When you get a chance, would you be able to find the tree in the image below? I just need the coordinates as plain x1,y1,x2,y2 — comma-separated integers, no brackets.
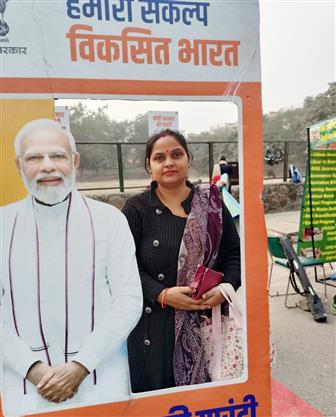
67,83,335,181
303,82,336,125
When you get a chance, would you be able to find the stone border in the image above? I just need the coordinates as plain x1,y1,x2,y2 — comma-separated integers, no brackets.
84,182,304,214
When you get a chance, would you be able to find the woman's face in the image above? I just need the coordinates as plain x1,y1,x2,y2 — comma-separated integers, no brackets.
149,135,189,187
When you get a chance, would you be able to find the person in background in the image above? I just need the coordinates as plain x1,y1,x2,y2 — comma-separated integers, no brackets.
212,155,233,193
1,119,143,416
122,129,240,393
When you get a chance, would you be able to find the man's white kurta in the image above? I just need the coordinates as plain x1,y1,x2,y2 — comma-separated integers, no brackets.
1,192,143,416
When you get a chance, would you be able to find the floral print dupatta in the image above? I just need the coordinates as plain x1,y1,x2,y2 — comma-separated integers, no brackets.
174,184,222,386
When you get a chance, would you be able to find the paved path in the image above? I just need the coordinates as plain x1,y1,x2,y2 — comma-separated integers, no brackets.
265,211,336,417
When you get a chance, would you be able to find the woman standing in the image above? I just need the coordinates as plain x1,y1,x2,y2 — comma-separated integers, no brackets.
122,130,240,393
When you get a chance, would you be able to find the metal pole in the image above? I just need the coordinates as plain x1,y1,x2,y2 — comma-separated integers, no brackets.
306,127,319,282
306,127,315,257
117,143,124,192
208,142,214,182
283,142,289,182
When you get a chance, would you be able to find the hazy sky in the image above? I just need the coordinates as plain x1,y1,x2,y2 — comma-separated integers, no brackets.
59,0,335,134
260,0,334,112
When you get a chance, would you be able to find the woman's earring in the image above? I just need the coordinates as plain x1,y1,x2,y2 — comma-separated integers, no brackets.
146,159,151,174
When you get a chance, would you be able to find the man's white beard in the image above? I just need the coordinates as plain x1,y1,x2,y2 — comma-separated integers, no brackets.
22,170,76,205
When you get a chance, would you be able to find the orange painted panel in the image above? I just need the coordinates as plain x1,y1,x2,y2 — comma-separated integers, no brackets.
0,100,54,206
0,82,271,417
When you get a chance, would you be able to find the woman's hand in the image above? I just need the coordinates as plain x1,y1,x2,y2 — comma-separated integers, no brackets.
201,286,225,307
158,286,211,311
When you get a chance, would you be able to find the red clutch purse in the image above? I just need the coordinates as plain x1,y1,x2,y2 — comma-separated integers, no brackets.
190,265,223,300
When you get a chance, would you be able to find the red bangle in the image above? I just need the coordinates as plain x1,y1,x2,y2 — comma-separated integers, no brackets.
161,288,169,309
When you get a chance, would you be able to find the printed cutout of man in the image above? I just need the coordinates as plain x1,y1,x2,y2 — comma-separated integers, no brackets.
1,119,143,416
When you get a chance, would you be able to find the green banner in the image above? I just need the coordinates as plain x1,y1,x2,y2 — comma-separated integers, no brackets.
309,117,336,150
298,118,336,262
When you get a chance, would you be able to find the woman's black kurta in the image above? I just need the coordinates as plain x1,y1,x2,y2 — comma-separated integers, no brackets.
122,182,241,393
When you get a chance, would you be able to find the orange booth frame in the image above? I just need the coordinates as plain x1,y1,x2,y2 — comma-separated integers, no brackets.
0,78,271,417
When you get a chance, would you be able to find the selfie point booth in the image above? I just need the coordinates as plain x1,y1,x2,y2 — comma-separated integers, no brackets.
1,1,272,416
